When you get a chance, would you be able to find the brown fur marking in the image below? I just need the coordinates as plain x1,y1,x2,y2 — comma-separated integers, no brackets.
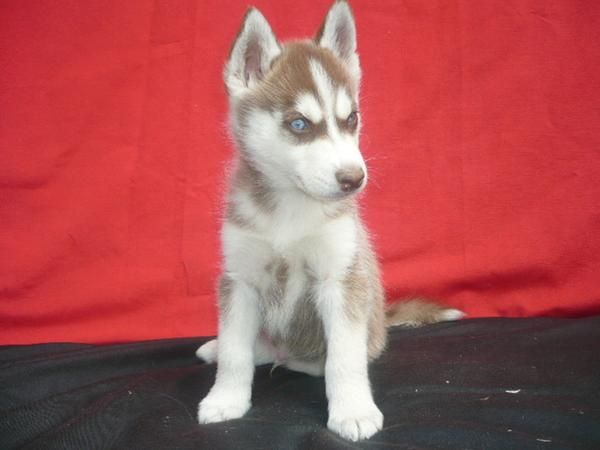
234,159,277,213
336,110,359,134
218,275,234,315
263,258,289,309
386,299,459,327
341,222,387,360
284,288,327,362
236,41,357,146
283,111,328,144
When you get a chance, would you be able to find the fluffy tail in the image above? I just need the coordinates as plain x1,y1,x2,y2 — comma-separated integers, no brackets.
385,298,465,328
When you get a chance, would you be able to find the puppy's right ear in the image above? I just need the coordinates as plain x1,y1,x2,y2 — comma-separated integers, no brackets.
225,8,281,97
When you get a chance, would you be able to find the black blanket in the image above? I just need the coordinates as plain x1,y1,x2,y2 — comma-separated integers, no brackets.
2,317,599,449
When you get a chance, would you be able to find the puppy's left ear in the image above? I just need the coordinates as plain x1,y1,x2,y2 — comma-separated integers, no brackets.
316,0,361,80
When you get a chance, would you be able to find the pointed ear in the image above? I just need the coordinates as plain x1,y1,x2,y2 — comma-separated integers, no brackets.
225,8,281,97
316,1,361,80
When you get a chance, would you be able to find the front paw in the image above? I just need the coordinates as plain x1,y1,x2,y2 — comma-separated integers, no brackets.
198,390,251,424
327,401,383,441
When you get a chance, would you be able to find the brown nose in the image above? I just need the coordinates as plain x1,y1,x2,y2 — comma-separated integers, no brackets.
335,167,365,193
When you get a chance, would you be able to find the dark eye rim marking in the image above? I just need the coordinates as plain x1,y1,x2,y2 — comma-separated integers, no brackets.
337,110,360,133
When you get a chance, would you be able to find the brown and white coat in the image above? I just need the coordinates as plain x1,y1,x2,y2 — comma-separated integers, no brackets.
196,1,463,442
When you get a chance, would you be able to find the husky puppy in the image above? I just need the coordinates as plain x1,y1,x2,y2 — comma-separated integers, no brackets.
196,1,463,441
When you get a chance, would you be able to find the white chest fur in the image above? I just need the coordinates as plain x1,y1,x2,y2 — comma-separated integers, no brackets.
221,194,359,337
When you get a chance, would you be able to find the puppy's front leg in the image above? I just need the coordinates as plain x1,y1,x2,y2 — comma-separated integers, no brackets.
319,281,383,441
198,279,259,423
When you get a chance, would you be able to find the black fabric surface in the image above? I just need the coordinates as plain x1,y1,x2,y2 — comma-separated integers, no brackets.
1,317,599,450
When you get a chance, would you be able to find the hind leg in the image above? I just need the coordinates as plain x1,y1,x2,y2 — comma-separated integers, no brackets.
196,335,276,365
196,339,218,363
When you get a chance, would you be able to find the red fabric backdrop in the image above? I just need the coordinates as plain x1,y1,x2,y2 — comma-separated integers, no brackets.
1,0,600,345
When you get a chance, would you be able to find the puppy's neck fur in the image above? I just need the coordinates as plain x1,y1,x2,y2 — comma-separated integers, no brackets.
227,156,357,240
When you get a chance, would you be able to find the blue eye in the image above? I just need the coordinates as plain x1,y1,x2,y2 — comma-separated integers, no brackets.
290,118,309,132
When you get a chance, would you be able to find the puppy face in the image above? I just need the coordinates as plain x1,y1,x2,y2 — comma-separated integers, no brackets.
225,2,367,201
